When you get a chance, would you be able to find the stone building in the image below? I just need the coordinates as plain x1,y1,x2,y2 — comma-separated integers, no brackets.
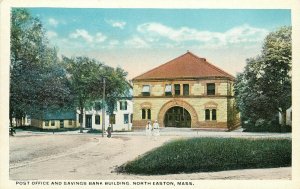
132,51,238,130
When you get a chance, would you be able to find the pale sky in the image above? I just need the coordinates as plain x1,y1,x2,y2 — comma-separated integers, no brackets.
28,8,291,80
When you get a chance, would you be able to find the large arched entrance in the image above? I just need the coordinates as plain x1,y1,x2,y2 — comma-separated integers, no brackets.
158,99,198,128
164,106,191,128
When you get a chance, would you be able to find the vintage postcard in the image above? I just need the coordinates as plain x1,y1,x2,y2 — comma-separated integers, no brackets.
0,0,299,189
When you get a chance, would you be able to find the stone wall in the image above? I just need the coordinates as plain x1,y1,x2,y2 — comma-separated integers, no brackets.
133,97,229,129
133,79,234,97
132,78,234,130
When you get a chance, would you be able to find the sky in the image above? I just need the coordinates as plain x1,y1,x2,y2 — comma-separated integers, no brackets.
27,8,291,80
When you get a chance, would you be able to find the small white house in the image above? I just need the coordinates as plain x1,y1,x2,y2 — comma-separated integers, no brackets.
79,98,133,131
11,115,31,127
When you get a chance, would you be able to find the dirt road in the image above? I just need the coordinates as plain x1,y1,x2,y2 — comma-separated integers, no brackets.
9,133,291,180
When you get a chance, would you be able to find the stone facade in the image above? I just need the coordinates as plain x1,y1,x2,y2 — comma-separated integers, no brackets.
132,52,238,130
132,79,235,130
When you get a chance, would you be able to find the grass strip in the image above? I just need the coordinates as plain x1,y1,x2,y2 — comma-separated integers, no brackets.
119,137,291,175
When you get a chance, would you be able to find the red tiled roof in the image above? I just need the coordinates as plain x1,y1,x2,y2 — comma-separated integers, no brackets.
133,51,235,80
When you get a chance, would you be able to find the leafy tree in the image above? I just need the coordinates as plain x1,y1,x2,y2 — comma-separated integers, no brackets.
10,8,71,126
104,67,131,115
235,26,291,131
63,56,130,132
260,26,292,128
62,56,103,132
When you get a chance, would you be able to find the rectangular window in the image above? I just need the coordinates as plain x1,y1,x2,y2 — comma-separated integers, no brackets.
207,83,215,95
124,114,129,124
212,109,217,120
174,84,180,96
147,109,151,120
205,109,210,120
130,114,133,123
120,101,127,110
142,109,146,119
51,120,55,126
165,84,172,96
95,115,100,124
45,121,49,126
142,85,150,96
68,120,72,126
183,84,189,96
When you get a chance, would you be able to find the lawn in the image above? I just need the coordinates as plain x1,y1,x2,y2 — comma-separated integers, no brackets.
118,137,291,175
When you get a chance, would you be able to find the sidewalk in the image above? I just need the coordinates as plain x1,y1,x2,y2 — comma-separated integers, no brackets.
13,127,292,139
112,127,291,139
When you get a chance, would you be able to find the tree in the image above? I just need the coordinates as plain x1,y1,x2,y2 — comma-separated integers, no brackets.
260,26,292,129
62,56,103,132
104,67,131,115
63,56,130,132
234,26,291,131
10,8,72,126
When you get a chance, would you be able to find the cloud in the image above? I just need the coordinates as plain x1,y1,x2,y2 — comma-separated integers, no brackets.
46,31,58,39
48,18,59,27
106,19,126,29
136,22,268,49
69,29,94,43
95,32,107,42
124,36,149,48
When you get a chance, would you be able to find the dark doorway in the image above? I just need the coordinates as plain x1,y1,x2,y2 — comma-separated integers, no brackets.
60,120,64,128
164,106,191,128
85,115,92,128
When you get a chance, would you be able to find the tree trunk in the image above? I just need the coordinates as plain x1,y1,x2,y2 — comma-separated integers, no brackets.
80,106,83,133
281,110,287,132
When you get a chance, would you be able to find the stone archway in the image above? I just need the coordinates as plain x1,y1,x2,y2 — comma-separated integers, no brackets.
164,106,191,128
158,99,198,128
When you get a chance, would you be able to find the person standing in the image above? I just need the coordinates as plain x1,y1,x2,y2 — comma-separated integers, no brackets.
153,120,160,140
107,125,112,138
145,121,152,138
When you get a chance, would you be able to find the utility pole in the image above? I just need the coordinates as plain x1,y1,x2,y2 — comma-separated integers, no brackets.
102,77,106,137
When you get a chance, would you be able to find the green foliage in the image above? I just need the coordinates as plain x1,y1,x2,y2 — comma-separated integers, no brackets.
227,99,240,130
234,26,291,131
10,8,73,125
62,56,130,132
15,126,80,132
119,138,291,175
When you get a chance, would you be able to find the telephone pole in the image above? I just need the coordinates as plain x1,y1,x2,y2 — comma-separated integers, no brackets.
102,77,106,137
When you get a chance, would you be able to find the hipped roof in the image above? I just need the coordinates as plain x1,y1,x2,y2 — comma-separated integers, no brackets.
133,51,235,81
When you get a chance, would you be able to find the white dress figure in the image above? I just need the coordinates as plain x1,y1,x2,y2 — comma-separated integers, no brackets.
153,120,160,140
145,121,152,138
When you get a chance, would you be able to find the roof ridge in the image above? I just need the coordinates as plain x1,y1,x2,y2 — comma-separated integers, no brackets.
132,51,191,80
188,52,235,79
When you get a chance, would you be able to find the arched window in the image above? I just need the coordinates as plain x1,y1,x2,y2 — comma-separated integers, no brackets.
142,109,151,120
147,109,151,119
142,109,146,119
205,109,210,120
212,109,217,120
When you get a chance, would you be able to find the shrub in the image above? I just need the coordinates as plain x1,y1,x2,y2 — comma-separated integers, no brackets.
15,126,80,132
118,137,291,175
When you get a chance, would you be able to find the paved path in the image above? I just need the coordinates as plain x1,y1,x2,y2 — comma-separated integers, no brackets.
9,130,291,180
15,127,292,138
